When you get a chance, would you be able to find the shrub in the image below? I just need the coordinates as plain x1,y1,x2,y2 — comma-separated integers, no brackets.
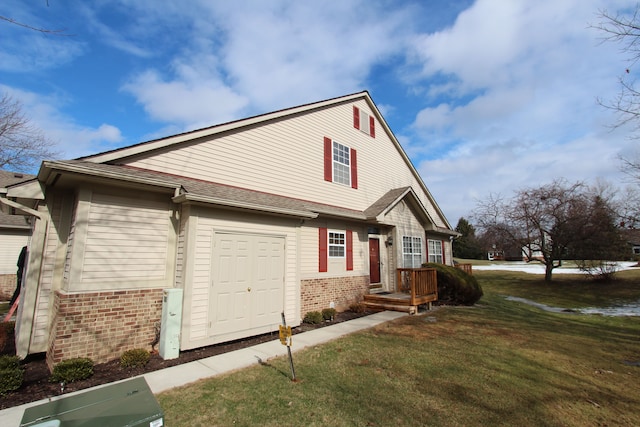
50,357,94,383
0,322,12,352
321,308,337,321
0,355,23,396
120,348,151,368
349,302,366,313
423,263,483,305
303,311,323,324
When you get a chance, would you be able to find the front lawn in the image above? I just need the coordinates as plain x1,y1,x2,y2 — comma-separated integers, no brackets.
158,270,640,426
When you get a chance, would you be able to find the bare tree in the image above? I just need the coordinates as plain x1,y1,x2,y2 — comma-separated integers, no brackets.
593,6,640,131
474,180,612,282
0,92,58,172
0,1,69,36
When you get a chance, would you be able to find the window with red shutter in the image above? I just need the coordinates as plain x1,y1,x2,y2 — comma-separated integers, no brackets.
324,137,357,188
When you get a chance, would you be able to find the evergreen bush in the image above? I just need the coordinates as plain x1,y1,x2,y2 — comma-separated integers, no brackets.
120,348,151,368
303,311,323,324
50,357,94,383
0,355,23,396
321,308,337,321
423,263,483,305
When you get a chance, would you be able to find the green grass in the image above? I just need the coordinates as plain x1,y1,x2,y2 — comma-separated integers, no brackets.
158,271,640,426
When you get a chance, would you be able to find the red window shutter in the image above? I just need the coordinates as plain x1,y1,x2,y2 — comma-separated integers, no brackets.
441,240,446,264
346,230,353,271
369,116,375,138
324,137,332,182
319,228,328,272
350,148,358,189
353,106,360,130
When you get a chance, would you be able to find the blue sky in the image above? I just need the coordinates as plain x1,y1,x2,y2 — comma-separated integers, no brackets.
1,0,638,224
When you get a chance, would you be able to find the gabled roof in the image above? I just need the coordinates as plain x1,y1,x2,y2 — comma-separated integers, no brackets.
38,160,459,236
40,160,370,221
60,91,453,229
365,187,459,236
0,170,35,195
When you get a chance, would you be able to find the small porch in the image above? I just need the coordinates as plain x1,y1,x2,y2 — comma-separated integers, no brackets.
364,268,438,314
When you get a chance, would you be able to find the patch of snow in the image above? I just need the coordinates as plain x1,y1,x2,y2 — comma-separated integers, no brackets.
474,261,638,275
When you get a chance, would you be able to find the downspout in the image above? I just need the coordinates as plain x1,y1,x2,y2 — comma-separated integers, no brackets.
0,197,48,358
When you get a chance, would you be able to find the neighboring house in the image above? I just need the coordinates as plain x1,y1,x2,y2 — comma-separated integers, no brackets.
6,92,457,369
621,228,640,259
0,170,35,300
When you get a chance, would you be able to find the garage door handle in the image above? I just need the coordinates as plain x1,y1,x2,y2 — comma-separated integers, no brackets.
247,287,251,292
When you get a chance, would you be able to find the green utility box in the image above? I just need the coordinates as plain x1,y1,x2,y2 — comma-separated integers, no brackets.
20,377,164,427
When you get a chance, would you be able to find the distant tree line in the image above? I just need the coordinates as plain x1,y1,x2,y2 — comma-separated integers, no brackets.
453,179,636,282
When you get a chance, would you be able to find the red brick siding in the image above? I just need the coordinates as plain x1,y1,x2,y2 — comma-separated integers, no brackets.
300,275,369,317
47,289,163,370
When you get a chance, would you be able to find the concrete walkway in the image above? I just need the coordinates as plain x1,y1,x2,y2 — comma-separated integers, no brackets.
0,310,406,425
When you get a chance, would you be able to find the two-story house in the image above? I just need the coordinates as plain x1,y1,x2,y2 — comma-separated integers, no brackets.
7,91,457,369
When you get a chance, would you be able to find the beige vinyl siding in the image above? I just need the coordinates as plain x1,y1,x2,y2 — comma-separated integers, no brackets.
67,190,176,291
123,101,447,228
181,207,299,350
0,230,29,274
299,219,367,278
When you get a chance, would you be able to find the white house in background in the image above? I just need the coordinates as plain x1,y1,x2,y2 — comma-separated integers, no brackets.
6,91,457,369
0,170,35,300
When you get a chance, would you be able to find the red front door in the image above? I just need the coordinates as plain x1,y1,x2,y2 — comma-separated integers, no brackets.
369,238,381,284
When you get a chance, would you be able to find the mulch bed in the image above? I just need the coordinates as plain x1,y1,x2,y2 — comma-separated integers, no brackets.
0,310,371,410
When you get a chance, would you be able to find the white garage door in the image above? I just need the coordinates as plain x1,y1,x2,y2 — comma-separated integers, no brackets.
209,232,285,337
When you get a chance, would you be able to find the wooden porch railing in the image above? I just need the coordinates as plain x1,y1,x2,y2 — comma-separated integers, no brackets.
396,268,438,306
456,263,473,275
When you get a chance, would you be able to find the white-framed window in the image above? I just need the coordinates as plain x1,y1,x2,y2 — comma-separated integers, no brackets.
329,231,346,257
428,239,443,264
402,236,422,268
332,141,351,185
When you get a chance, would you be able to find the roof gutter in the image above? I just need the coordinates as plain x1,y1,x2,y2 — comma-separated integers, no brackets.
41,161,181,191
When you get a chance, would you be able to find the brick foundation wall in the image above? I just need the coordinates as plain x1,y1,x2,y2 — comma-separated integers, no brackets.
47,289,163,370
0,274,17,301
300,275,369,317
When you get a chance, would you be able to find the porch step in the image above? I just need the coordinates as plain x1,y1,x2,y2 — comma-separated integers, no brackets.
363,300,417,315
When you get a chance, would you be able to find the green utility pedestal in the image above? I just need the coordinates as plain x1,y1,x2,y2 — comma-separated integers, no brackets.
20,377,163,427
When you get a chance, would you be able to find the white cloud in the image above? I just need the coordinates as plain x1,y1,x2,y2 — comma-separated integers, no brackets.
116,0,414,126
401,0,639,222
122,61,249,130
